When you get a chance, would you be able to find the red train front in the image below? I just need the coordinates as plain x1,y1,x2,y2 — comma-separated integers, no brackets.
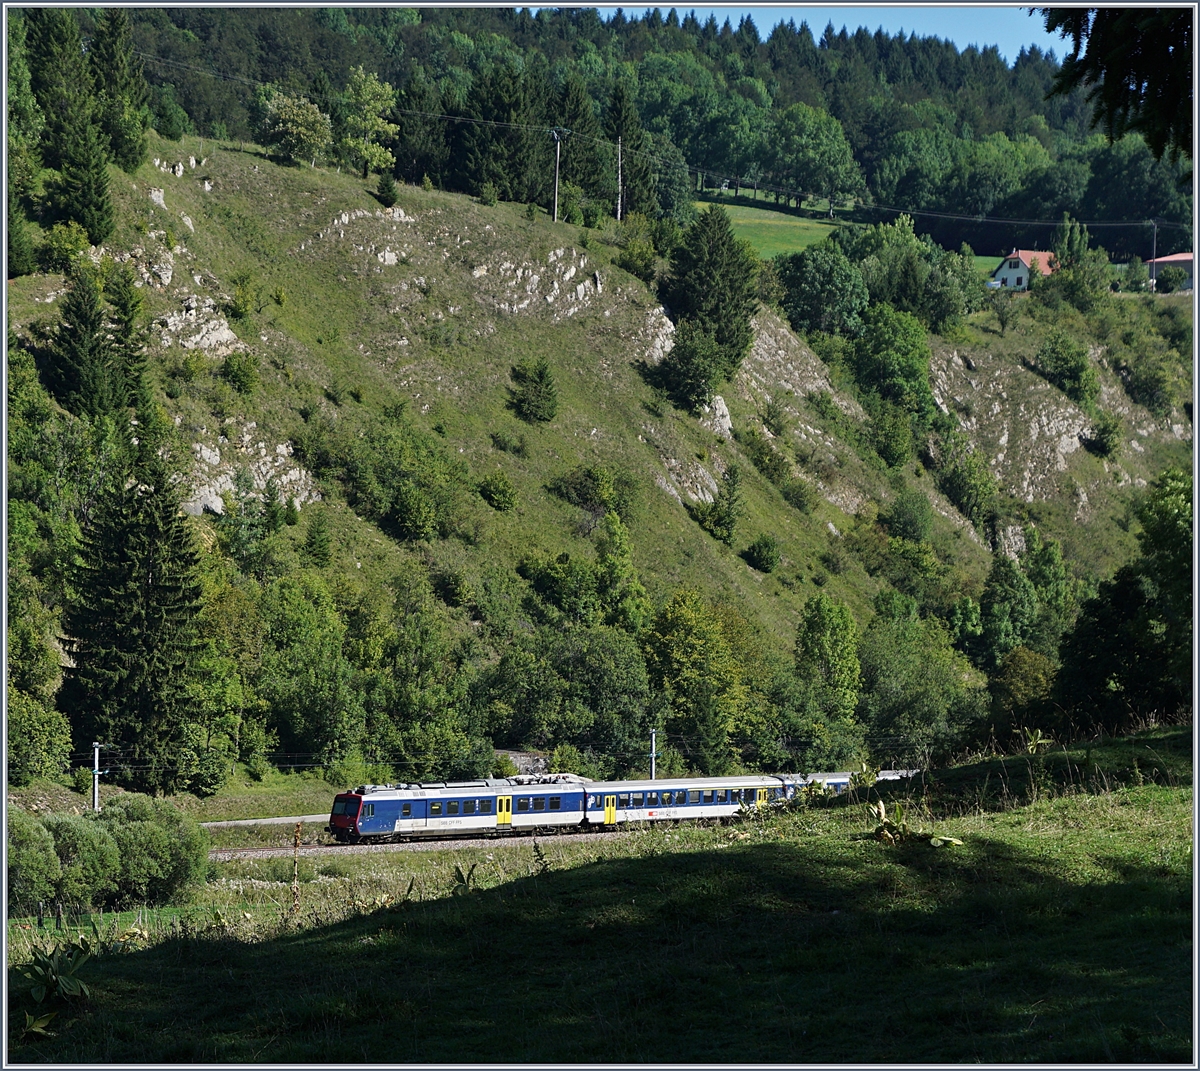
327,792,362,841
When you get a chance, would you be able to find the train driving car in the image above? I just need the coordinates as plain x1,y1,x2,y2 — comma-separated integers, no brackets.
328,773,590,842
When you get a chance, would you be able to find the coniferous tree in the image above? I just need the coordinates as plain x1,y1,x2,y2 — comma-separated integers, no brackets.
604,81,657,218
59,460,203,794
105,262,148,408
510,356,559,423
664,206,760,381
49,261,117,417
25,8,96,172
393,66,449,186
377,169,398,207
556,71,613,207
457,63,549,204
303,508,333,567
57,116,115,246
7,188,35,279
89,8,150,172
7,12,45,200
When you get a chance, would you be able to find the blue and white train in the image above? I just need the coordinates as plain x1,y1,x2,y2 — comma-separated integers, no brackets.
327,770,914,842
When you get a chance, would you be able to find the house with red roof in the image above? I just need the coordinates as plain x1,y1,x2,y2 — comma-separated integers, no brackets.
1145,252,1193,291
990,249,1057,291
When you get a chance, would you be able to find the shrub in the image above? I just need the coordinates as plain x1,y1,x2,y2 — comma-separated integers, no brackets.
931,428,997,530
690,464,743,546
745,534,781,573
40,814,119,906
782,477,818,514
93,795,208,907
7,809,61,912
221,351,259,394
1085,410,1123,458
7,691,71,785
39,221,91,273
1155,265,1188,293
658,319,723,411
490,429,527,457
738,428,790,486
1034,330,1098,407
478,181,498,207
882,488,934,543
478,471,517,511
549,464,640,525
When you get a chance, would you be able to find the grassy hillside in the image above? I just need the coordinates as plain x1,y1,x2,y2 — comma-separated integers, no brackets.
7,132,1191,788
6,726,1190,1063
698,198,841,258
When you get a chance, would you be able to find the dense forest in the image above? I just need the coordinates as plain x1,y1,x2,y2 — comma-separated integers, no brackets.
6,7,1193,802
28,6,1191,259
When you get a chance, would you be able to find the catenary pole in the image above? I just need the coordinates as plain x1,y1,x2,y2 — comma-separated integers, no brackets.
650,729,657,779
552,128,562,223
92,741,101,811
616,135,622,222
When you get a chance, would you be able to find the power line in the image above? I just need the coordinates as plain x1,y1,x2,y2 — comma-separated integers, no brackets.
129,48,1189,238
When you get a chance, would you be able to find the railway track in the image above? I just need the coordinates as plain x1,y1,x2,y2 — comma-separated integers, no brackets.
210,828,628,861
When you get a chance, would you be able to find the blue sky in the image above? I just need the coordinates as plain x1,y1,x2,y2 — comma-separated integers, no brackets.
592,6,1065,65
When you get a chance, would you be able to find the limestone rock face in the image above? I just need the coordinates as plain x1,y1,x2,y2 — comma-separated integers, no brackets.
700,395,733,440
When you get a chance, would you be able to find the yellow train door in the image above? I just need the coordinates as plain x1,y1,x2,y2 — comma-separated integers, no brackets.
756,787,769,808
497,796,512,826
604,795,617,824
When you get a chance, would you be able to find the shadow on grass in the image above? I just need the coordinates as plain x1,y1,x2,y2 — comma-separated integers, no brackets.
10,819,1191,1065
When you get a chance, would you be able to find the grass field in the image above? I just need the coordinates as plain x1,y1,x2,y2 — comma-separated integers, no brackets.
699,200,842,259
8,726,1191,1063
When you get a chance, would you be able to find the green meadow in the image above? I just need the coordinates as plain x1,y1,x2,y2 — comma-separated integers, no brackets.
8,727,1191,1064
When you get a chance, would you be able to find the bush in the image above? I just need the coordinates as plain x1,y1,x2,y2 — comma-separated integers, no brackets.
93,795,208,907
549,464,640,525
39,221,91,273
738,428,790,486
657,319,723,411
690,464,743,546
7,690,71,785
745,534,781,573
490,429,527,456
221,351,259,394
40,814,119,906
782,477,818,514
1154,265,1189,293
1034,330,1098,407
1085,410,1123,458
7,809,61,912
478,471,517,511
882,488,933,543
478,181,498,207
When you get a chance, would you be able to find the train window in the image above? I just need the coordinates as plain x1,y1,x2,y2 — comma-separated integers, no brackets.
331,801,346,815
533,797,546,811
549,796,561,811
447,801,459,815
646,792,658,806
688,790,700,804
430,802,442,816
632,794,643,807
661,791,673,805
716,790,727,804
480,799,492,814
703,791,714,804
364,803,375,817
517,798,530,812
463,800,476,815
618,794,630,807
401,803,411,817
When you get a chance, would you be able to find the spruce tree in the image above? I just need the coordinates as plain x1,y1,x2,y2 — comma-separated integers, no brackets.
510,356,559,423
57,116,115,246
664,205,760,381
303,508,333,567
89,8,149,172
557,72,613,207
49,261,117,418
105,262,148,407
25,8,95,172
59,460,203,794
377,169,398,207
7,188,35,278
604,81,657,218
7,12,45,200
